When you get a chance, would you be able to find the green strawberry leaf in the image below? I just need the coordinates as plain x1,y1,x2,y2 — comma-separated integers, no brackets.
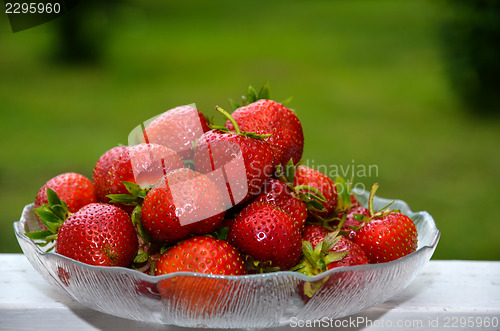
320,231,342,255
122,181,145,197
301,191,327,203
25,230,53,240
324,251,348,265
214,226,230,241
247,85,258,103
258,82,271,100
134,251,149,264
317,258,326,270
46,188,61,207
284,158,295,184
281,96,293,107
335,176,352,212
51,204,68,221
35,208,62,225
301,240,316,266
274,163,284,178
229,98,242,111
353,213,371,223
295,185,327,202
160,245,169,255
131,205,153,243
307,200,327,212
107,194,139,205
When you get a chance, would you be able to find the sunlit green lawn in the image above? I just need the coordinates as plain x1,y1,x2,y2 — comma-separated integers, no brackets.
1,0,499,260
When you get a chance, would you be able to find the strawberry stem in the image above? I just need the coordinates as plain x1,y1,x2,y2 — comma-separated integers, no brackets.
368,183,379,217
214,105,271,140
216,106,242,135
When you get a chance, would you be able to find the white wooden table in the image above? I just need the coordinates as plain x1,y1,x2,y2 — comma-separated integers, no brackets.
1,254,499,331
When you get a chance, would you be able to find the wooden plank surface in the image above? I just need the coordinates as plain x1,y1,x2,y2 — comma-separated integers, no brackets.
0,254,499,331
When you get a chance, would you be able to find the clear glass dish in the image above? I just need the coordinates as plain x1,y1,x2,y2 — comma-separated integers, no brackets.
14,190,440,328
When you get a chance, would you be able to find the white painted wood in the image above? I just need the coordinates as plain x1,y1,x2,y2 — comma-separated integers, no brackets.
0,255,499,331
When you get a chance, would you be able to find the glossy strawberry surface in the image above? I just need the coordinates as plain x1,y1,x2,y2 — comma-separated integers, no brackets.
141,168,225,243
227,202,302,269
35,172,96,214
254,178,307,233
226,99,303,168
56,203,138,266
353,212,418,263
155,235,246,275
194,129,275,206
143,105,210,161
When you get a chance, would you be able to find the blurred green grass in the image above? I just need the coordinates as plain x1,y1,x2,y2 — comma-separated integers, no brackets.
1,0,499,260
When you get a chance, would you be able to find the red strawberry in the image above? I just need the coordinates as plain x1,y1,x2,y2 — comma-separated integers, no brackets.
302,224,329,247
324,237,368,269
93,144,184,206
293,228,368,279
194,107,275,206
35,172,96,214
351,183,418,263
294,230,369,302
141,168,225,243
155,235,246,275
302,225,368,269
293,166,337,218
142,105,210,161
227,201,302,270
353,212,418,263
56,203,138,267
93,145,129,203
155,236,245,317
254,178,308,233
226,99,303,169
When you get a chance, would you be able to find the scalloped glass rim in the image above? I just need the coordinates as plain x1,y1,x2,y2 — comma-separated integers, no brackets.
14,189,440,328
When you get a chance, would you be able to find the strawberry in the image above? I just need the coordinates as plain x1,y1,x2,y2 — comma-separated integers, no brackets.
141,168,225,243
35,172,96,214
293,165,337,218
254,161,330,233
334,205,371,238
351,184,418,263
301,224,329,247
254,178,308,233
155,235,246,275
293,228,368,277
353,212,418,263
142,105,210,161
226,86,303,169
93,144,184,206
28,189,140,266
227,201,302,270
194,107,275,206
55,203,138,266
302,225,368,269
155,236,245,317
323,237,368,269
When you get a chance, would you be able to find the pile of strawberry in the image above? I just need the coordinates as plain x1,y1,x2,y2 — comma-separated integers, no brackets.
27,85,418,278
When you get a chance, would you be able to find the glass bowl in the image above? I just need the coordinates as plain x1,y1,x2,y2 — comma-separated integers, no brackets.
14,190,440,328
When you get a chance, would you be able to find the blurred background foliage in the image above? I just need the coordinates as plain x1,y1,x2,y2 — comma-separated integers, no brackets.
1,0,499,260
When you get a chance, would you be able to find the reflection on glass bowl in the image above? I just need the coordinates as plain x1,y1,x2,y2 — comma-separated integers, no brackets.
14,190,440,328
